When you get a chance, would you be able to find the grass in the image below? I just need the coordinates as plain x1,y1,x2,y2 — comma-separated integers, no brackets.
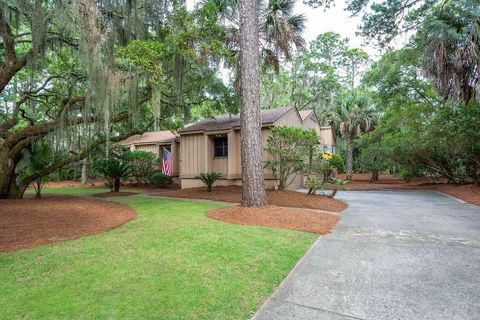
0,187,316,320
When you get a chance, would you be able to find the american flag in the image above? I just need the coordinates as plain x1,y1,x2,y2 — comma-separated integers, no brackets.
162,147,172,176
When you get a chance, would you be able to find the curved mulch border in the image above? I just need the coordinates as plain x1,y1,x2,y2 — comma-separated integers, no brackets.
154,186,348,212
0,195,137,252
206,205,341,234
93,191,138,198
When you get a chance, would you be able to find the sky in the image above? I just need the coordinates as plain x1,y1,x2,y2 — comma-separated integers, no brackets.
187,0,379,57
294,0,378,56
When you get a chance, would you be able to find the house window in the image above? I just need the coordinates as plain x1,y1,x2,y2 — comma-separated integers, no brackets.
213,136,228,157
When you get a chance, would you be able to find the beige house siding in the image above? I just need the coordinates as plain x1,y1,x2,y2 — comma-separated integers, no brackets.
180,134,205,177
211,157,228,174
134,144,158,154
273,108,302,127
319,127,335,146
301,114,321,136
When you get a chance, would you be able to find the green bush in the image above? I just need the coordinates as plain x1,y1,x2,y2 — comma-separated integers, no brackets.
95,159,133,192
328,153,345,173
264,126,318,190
195,172,222,192
305,175,323,195
149,170,172,187
123,151,158,184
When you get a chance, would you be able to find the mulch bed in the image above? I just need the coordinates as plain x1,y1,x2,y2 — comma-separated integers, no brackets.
324,173,480,206
423,183,480,206
0,195,136,252
93,191,138,197
206,205,341,234
154,186,347,212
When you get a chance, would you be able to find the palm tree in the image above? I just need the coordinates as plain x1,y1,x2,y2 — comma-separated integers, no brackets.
96,159,133,192
326,90,377,180
211,0,306,82
419,0,480,104
22,142,55,198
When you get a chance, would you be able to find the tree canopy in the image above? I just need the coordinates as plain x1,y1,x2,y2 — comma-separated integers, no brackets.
1,0,479,199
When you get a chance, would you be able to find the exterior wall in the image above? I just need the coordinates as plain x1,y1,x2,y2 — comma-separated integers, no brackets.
211,157,228,174
172,141,180,176
274,108,303,127
301,114,321,136
134,144,158,154
319,127,335,146
179,134,206,178
227,130,241,179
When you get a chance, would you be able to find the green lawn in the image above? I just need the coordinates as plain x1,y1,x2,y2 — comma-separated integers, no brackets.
0,187,315,320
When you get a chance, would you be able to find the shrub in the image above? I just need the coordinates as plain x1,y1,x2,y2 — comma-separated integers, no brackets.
149,170,172,187
326,177,349,199
328,153,345,173
20,142,56,198
95,159,133,192
195,172,222,192
264,126,318,190
305,175,323,195
123,151,158,184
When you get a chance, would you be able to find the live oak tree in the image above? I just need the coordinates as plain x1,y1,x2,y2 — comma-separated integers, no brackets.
0,0,227,199
0,0,148,199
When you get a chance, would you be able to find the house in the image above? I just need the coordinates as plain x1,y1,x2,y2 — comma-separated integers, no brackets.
118,131,181,177
178,107,335,190
298,109,336,152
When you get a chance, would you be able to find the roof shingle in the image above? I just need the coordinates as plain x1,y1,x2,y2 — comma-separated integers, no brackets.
179,107,292,133
118,131,178,146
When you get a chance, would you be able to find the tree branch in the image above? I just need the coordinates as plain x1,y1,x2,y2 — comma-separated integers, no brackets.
21,130,143,187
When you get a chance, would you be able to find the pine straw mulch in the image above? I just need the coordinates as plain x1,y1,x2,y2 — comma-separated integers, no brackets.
93,191,138,197
324,173,480,206
154,186,347,212
206,205,341,234
0,195,136,252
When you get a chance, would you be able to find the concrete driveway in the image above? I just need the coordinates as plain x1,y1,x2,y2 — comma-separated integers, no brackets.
253,190,480,320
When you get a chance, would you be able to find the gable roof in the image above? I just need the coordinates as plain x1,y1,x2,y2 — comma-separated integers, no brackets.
179,107,292,133
298,110,314,121
118,131,178,146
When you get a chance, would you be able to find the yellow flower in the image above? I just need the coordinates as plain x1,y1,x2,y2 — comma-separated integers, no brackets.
322,152,332,160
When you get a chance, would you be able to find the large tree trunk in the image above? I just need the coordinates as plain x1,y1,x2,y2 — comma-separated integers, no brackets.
0,148,17,199
238,0,267,207
371,170,379,182
81,157,88,184
114,177,120,192
346,135,354,180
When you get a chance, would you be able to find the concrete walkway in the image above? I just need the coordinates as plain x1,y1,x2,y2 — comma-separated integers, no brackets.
253,190,480,320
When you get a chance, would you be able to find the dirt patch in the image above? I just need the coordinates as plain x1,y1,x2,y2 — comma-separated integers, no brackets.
206,205,340,234
0,195,136,252
93,191,138,198
154,186,347,212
